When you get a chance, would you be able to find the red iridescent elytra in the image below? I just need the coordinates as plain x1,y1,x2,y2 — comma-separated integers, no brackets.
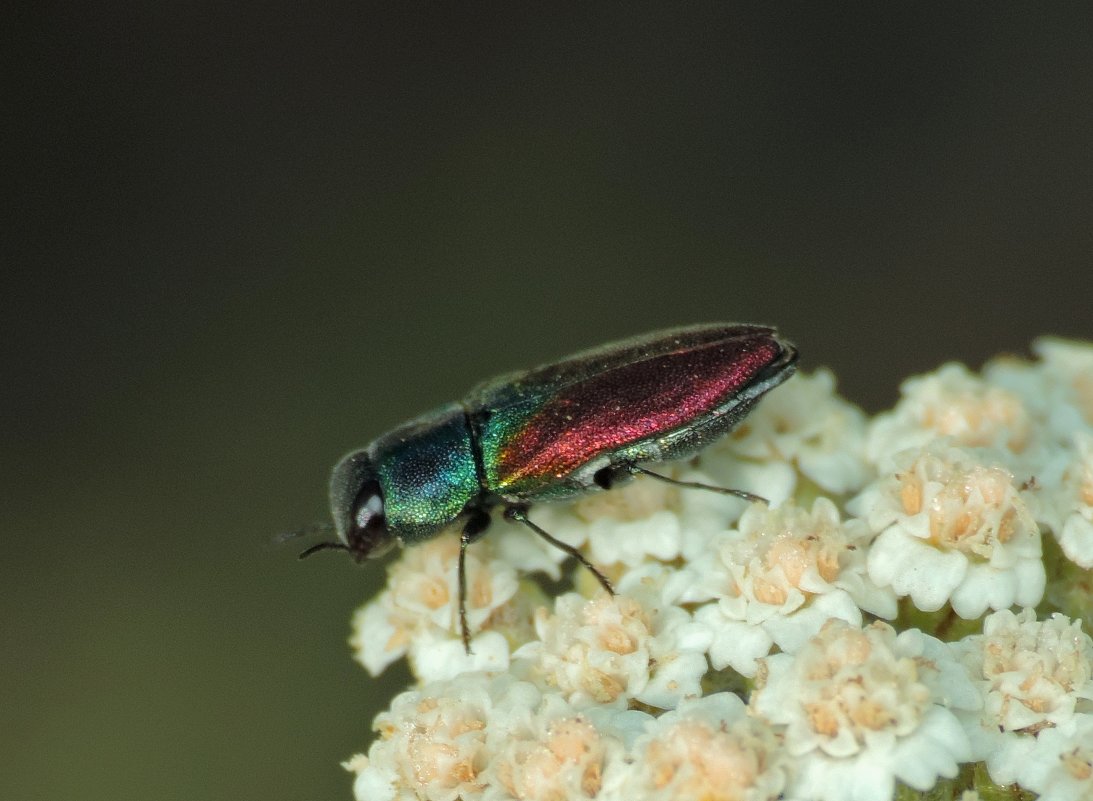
468,324,795,499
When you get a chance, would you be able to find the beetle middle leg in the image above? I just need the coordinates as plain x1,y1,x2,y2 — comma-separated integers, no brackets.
504,505,615,596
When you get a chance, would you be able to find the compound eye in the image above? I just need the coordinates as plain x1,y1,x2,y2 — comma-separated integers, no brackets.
347,480,394,559
354,487,384,530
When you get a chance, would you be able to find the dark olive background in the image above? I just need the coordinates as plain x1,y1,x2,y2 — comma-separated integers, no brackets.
4,4,1091,800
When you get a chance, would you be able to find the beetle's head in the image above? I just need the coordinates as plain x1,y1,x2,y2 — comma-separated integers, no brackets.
299,450,397,562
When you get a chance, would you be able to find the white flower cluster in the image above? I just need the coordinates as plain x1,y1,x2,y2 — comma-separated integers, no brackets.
343,343,1093,801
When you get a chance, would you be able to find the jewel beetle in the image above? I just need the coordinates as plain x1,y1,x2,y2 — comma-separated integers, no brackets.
303,323,798,649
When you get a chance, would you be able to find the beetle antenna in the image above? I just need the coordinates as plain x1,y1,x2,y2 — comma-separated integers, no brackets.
629,465,767,503
276,522,336,544
504,506,615,595
297,541,350,559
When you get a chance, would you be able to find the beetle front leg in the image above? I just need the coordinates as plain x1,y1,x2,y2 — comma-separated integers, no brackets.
458,509,492,654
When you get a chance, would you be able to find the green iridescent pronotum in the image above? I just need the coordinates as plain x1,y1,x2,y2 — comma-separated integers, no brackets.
303,323,798,649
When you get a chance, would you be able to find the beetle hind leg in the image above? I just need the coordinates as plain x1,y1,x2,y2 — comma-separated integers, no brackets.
626,463,767,503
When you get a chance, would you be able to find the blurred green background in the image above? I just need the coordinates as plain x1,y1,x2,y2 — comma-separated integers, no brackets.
5,4,1091,800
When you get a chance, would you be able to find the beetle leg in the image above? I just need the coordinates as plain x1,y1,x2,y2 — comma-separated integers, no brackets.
626,464,767,503
458,509,493,654
504,505,615,596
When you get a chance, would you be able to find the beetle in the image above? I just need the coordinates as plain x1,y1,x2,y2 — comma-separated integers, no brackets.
303,323,798,650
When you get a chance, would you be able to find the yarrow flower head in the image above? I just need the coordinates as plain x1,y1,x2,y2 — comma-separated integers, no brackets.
850,444,1045,618
336,347,1093,801
1031,337,1093,431
513,565,710,710
952,608,1093,786
610,692,792,801
865,363,1035,462
349,536,523,680
479,691,646,801
749,619,978,801
1048,431,1093,568
347,672,501,801
693,497,896,676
